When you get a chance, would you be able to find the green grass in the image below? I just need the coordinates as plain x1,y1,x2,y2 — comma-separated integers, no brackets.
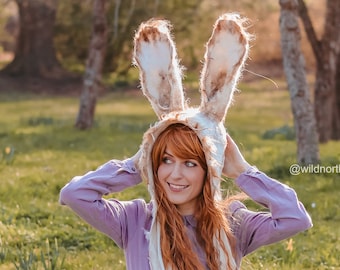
0,80,339,269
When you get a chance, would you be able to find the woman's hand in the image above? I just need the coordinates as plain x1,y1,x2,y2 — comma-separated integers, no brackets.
132,149,142,171
222,134,251,179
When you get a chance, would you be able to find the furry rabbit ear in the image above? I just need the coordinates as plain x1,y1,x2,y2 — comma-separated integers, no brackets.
200,13,249,123
133,19,185,119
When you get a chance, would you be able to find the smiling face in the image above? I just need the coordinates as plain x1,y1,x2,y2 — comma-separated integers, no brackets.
151,123,208,216
157,147,206,215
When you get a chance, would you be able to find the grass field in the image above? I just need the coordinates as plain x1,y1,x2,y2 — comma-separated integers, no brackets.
0,78,339,269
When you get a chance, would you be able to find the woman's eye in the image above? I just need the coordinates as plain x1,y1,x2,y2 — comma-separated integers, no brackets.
185,161,197,167
162,157,172,164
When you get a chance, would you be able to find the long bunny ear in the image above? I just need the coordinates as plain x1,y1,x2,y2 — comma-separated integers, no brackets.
200,13,249,122
133,19,185,119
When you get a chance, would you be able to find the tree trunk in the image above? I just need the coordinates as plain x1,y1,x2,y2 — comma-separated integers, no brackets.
2,0,66,78
314,62,337,142
279,0,319,164
75,0,107,130
334,52,340,140
297,0,340,142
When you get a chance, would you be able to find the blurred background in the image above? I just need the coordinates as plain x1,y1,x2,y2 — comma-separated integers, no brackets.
0,0,325,83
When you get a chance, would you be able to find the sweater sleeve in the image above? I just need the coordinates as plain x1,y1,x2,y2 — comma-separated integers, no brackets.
59,157,144,248
231,167,312,257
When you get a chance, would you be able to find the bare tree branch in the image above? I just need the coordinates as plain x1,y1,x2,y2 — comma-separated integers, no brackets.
296,0,322,64
113,0,121,42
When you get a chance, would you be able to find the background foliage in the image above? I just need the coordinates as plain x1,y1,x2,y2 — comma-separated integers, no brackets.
0,0,325,78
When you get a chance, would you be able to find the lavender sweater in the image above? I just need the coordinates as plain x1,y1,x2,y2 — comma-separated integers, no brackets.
59,157,312,269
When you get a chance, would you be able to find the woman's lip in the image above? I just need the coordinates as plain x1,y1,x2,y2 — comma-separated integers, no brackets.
167,183,189,191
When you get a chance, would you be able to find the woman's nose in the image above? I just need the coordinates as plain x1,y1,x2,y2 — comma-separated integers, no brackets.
170,163,182,179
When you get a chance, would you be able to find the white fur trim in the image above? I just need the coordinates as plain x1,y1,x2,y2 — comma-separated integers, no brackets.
215,230,237,270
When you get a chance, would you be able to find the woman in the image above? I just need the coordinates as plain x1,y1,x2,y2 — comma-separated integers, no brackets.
60,14,312,269
59,124,311,269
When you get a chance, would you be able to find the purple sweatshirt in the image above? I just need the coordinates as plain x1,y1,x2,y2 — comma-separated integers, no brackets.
59,157,312,269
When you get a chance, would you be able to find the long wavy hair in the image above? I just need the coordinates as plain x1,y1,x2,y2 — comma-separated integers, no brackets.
151,123,236,269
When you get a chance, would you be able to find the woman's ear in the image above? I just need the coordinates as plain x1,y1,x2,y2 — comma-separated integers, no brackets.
133,19,185,119
200,13,249,123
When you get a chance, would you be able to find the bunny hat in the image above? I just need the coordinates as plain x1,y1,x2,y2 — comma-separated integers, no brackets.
133,13,249,270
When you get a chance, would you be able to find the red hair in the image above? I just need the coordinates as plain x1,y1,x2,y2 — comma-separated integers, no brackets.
151,123,236,269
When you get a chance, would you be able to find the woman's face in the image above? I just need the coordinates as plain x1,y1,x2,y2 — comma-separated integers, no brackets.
157,147,206,215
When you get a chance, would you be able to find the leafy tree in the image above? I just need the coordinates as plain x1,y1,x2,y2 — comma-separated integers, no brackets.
54,1,93,68
1,0,68,78
54,0,203,76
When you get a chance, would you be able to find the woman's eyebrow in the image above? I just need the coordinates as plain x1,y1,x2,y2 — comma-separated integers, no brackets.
164,150,174,157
